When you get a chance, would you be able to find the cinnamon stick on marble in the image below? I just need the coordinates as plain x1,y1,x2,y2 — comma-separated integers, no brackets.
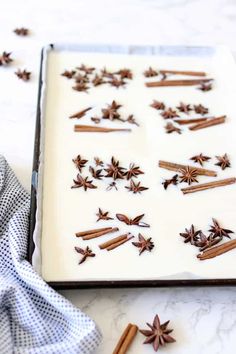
99,233,132,250
69,107,92,119
107,235,134,251
113,323,138,354
145,78,212,88
76,227,112,237
74,125,131,133
82,227,119,240
174,117,210,125
181,177,236,195
159,69,206,77
158,160,217,177
197,239,236,260
189,116,226,131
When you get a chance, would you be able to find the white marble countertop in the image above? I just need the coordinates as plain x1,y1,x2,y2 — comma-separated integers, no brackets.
1,0,236,353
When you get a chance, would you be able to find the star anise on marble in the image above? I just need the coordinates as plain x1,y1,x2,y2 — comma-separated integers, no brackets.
124,163,144,180
190,153,211,166
92,74,105,86
105,157,126,180
165,122,182,134
194,232,222,251
101,101,122,121
77,64,95,74
108,76,126,88
89,166,104,180
96,208,113,221
140,314,175,352
14,27,29,36
72,82,89,92
75,246,95,264
116,214,150,227
144,67,158,77
72,155,88,172
115,68,133,79
179,166,198,185
215,153,231,170
126,115,139,126
161,108,179,119
176,102,192,114
106,181,118,191
179,224,200,245
132,233,154,255
162,174,178,190
74,73,89,84
0,51,13,66
15,69,31,81
91,117,101,124
61,70,76,79
150,100,165,110
198,82,212,92
100,67,114,78
94,157,104,167
125,180,149,194
71,174,97,191
209,218,233,239
194,104,209,115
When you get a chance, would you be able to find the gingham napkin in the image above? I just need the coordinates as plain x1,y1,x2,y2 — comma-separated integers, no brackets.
0,156,102,354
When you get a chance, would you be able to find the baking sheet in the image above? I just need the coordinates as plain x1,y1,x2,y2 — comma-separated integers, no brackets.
30,44,236,287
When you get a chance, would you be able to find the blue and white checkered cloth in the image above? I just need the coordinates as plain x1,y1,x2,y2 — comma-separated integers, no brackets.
0,156,102,354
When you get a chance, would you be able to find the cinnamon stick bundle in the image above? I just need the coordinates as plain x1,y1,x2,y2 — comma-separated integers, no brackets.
181,177,236,195
76,227,111,237
82,227,119,240
74,125,131,133
145,78,212,88
113,323,138,354
158,160,217,177
69,107,92,119
197,239,236,260
159,69,206,77
99,233,133,250
107,235,134,251
189,116,226,131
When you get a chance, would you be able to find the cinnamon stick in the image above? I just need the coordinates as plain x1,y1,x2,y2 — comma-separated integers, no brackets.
82,227,119,240
189,116,226,131
113,323,138,354
181,177,236,195
159,69,206,77
145,78,212,88
99,233,131,250
107,235,134,251
76,227,112,237
74,125,131,133
158,160,217,177
174,117,210,125
197,239,236,260
69,107,92,119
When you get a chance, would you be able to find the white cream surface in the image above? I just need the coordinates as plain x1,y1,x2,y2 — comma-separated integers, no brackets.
41,47,236,282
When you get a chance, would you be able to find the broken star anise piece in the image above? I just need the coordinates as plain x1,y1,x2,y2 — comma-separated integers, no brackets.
115,68,133,79
132,233,154,255
91,117,101,124
194,104,209,115
96,208,113,222
100,67,114,78
15,69,31,81
126,115,139,126
75,246,95,264
144,67,158,77
105,157,126,180
94,157,104,167
72,155,88,172
101,100,122,121
190,153,211,166
106,181,118,191
61,70,76,79
150,100,165,110
179,166,198,185
161,108,179,119
77,64,95,75
14,27,29,36
124,163,144,180
194,232,222,251
162,174,178,190
71,174,97,191
176,102,192,114
0,51,13,66
89,166,104,180
125,180,149,194
198,82,212,92
215,153,231,170
116,213,150,227
165,122,181,134
209,218,233,239
179,224,200,245
140,314,175,352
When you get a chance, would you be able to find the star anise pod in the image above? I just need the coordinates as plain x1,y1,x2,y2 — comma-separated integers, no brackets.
144,67,158,77
132,233,154,255
161,108,179,119
194,232,222,251
100,67,114,78
94,157,104,167
198,82,212,92
176,102,192,114
92,74,105,86
72,82,89,92
71,174,97,191
126,115,139,126
179,224,200,245
72,155,88,172
74,73,89,84
209,218,233,239
91,117,101,124
15,69,31,81
61,70,76,79
194,104,209,115
215,153,231,170
96,208,113,221
179,166,198,185
105,157,126,180
150,100,165,110
125,180,149,194
124,163,144,180
0,51,13,66
162,174,178,190
75,246,95,264
89,166,104,180
190,153,211,166
165,122,181,134
140,314,175,351
77,64,95,74
116,213,150,227
115,68,133,79
14,27,29,36
108,76,126,88
106,181,118,191
101,101,122,121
